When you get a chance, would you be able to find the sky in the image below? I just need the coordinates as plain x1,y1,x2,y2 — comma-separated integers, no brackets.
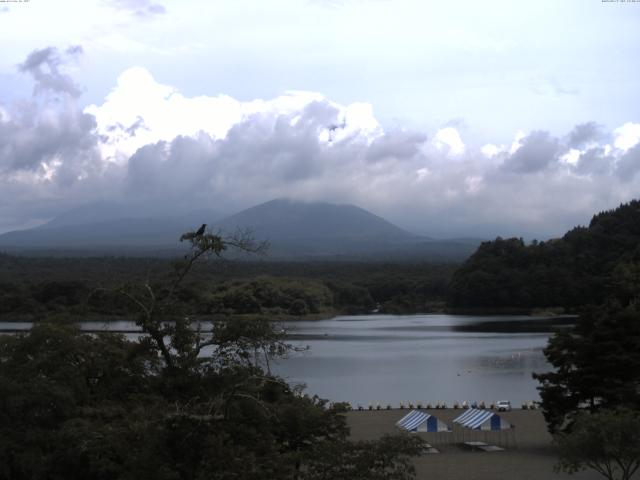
0,0,639,238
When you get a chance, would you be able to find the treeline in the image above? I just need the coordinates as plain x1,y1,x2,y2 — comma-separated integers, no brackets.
449,199,640,311
4,199,640,318
0,256,456,320
0,227,424,479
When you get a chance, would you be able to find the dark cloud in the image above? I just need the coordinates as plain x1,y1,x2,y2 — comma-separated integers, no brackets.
574,147,613,176
107,0,167,17
2,54,640,239
18,46,83,98
366,130,427,163
0,107,100,174
502,130,562,173
126,134,217,200
568,122,604,148
1,47,102,179
616,143,640,181
218,111,325,183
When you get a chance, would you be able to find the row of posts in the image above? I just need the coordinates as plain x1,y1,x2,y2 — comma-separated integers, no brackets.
340,400,538,411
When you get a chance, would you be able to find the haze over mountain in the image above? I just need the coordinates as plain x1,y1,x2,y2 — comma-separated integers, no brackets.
215,199,417,241
0,201,222,252
0,199,480,260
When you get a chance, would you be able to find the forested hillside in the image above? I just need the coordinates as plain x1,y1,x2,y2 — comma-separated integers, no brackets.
0,256,455,320
449,200,640,310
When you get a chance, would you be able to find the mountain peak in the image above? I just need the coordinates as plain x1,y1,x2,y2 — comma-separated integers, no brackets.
215,199,416,241
0,198,478,260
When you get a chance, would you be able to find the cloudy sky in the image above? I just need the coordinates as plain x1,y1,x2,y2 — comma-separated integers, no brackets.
0,0,639,238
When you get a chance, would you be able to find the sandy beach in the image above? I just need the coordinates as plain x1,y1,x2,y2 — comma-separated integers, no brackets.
346,409,612,480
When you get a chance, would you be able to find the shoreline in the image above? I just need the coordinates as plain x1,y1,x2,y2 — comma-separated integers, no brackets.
0,311,577,325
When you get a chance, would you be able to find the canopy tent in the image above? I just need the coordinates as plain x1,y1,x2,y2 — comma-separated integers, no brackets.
396,410,450,433
453,409,512,431
452,409,516,448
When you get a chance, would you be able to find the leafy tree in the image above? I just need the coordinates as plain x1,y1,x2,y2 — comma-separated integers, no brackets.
449,199,640,310
534,299,640,433
555,408,640,480
0,228,423,479
305,434,424,480
0,323,161,480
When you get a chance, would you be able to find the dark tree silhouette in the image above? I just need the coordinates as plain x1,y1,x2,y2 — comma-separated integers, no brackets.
0,228,424,480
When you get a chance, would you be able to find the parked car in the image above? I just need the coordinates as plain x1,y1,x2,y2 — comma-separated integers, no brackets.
496,400,511,411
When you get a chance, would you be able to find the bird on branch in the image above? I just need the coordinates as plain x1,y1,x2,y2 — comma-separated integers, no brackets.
195,224,207,237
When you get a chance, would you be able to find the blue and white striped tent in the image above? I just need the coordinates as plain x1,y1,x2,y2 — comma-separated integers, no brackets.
453,409,512,431
396,410,450,433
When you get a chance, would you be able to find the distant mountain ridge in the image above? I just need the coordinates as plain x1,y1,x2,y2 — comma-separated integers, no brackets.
0,199,480,260
0,203,222,250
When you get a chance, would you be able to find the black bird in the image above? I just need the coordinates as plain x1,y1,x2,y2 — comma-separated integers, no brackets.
195,224,206,237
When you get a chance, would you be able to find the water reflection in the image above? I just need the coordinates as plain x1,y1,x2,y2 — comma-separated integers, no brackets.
0,314,563,406
273,314,560,405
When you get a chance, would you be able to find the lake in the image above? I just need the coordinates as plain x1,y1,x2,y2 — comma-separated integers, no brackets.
0,314,566,406
272,314,564,407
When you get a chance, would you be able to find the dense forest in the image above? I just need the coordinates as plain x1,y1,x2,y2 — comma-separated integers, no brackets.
0,255,456,321
2,200,640,320
0,232,424,480
1,202,640,478
449,200,640,312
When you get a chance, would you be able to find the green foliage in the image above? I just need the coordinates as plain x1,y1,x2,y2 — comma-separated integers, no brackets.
305,434,424,480
0,323,161,480
534,299,640,433
204,276,334,316
0,331,415,479
31,280,90,307
0,228,423,479
325,280,375,314
449,200,640,310
555,408,640,480
0,255,456,319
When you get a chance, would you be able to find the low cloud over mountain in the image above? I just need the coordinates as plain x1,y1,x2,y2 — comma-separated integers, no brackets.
0,46,639,238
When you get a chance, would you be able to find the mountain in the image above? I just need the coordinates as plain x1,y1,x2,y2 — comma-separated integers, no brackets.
0,199,480,260
37,202,139,230
0,206,221,253
449,199,640,310
215,199,416,241
210,199,478,260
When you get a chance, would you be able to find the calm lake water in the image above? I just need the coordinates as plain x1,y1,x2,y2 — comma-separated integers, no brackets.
272,314,559,406
0,314,564,406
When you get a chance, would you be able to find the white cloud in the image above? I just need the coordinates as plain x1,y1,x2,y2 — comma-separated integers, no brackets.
481,143,502,158
86,67,383,163
561,148,580,166
2,58,640,239
509,130,527,154
432,127,465,156
613,122,640,152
